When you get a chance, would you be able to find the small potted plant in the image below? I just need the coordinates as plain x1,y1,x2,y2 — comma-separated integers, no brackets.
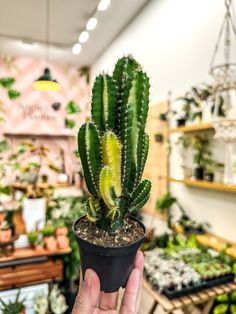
42,224,57,251
0,221,12,243
73,56,151,292
192,135,210,180
35,239,45,252
0,290,25,314
56,221,69,249
27,230,40,247
55,221,68,237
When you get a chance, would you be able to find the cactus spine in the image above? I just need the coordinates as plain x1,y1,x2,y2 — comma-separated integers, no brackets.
78,56,151,231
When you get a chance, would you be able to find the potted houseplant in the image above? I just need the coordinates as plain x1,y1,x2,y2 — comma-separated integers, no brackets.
27,230,40,247
73,56,151,292
0,221,12,243
42,224,57,251
192,135,210,180
176,135,192,178
0,290,25,314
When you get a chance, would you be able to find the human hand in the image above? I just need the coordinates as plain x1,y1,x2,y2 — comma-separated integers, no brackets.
72,250,144,314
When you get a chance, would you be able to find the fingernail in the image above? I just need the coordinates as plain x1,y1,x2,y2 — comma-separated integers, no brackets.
83,269,93,289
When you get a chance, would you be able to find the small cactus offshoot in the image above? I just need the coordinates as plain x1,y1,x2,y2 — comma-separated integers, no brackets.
78,56,151,231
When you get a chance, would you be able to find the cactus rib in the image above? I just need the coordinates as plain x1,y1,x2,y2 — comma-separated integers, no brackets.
91,75,117,132
78,123,101,197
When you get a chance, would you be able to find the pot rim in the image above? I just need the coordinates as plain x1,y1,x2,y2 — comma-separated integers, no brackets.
73,215,146,250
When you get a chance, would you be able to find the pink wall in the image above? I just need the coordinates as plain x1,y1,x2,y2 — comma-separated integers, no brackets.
0,56,90,183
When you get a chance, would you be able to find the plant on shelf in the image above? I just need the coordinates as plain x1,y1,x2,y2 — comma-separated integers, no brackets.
202,154,224,182
33,285,68,314
65,100,80,129
156,192,209,235
0,290,25,314
176,92,201,126
0,139,12,205
175,135,192,177
73,55,151,292
154,132,164,143
27,230,40,247
192,135,210,180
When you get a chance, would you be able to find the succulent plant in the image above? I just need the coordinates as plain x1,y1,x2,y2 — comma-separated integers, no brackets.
0,290,25,314
78,56,151,231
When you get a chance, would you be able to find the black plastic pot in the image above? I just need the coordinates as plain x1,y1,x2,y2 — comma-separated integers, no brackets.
73,216,145,293
194,167,204,180
205,173,214,182
176,118,186,127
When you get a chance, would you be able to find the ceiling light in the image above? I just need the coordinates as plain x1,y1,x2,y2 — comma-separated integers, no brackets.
72,43,82,55
33,68,60,92
86,17,98,30
97,0,111,11
79,31,90,43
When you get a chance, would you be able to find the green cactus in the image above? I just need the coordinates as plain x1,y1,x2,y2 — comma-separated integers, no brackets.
78,56,151,231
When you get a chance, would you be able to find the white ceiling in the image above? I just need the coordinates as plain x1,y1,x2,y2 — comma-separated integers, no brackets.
0,0,151,66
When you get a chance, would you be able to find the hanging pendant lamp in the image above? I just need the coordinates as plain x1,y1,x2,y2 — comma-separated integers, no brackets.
33,0,60,92
32,67,60,91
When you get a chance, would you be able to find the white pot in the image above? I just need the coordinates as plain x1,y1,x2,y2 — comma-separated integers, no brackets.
23,197,46,232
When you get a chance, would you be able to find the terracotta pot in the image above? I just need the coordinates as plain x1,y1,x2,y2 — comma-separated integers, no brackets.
44,236,57,251
56,226,68,237
46,237,57,251
35,244,44,252
0,228,12,242
57,235,70,249
43,235,54,244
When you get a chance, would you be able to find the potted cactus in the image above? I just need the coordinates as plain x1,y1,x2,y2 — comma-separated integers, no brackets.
73,56,151,292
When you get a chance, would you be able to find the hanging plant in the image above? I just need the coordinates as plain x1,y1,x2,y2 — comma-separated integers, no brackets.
64,100,80,129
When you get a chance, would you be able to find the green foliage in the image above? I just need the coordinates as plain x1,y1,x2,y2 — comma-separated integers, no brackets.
42,224,55,237
0,77,15,89
8,90,21,100
65,118,76,129
155,132,164,143
0,290,25,314
47,196,86,281
156,192,177,212
0,140,10,153
78,56,151,231
27,231,40,245
0,77,21,100
66,100,80,114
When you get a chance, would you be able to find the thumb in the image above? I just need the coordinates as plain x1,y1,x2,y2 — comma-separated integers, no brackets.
72,269,100,314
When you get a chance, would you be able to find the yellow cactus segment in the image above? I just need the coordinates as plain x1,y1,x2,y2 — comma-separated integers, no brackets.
86,197,101,223
101,131,122,197
99,166,118,220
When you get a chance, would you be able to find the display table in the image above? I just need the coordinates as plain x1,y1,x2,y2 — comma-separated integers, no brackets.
143,279,236,314
0,247,71,291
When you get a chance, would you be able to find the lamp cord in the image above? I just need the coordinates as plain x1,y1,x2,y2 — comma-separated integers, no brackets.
46,0,50,63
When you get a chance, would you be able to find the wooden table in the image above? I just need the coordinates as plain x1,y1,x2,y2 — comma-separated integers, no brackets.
0,247,71,291
143,279,236,314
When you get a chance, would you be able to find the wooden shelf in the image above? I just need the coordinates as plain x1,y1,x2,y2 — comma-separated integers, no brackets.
168,177,236,193
3,132,75,139
169,123,213,134
196,233,236,260
143,278,236,313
